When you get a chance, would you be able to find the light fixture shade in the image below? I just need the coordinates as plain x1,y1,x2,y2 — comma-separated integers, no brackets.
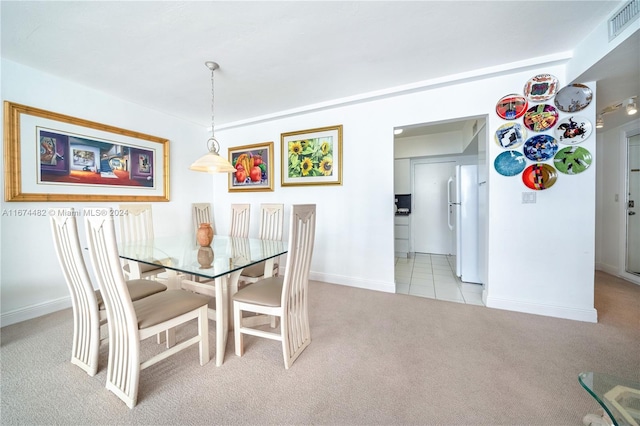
189,151,236,174
596,114,604,128
626,98,638,115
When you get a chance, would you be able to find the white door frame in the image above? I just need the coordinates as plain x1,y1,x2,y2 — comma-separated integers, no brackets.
619,126,640,284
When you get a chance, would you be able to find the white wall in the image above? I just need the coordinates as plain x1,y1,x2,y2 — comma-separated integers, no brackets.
213,63,597,322
1,58,601,325
0,59,212,325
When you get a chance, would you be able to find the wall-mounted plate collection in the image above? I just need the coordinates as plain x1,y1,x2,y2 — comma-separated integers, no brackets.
494,75,593,190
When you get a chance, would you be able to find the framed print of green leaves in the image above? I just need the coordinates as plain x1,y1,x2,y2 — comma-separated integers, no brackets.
281,125,342,186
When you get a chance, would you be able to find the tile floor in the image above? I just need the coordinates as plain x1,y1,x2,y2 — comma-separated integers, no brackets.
395,253,484,305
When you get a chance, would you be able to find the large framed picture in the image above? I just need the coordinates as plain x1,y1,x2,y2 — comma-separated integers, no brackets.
4,101,169,202
281,125,342,186
228,141,274,192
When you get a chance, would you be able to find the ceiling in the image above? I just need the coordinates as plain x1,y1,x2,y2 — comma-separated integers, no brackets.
1,1,638,134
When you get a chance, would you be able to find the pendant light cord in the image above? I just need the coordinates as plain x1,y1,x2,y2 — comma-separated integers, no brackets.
206,61,220,154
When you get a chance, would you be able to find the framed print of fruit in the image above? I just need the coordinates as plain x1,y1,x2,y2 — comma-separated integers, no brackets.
228,141,274,192
281,125,343,186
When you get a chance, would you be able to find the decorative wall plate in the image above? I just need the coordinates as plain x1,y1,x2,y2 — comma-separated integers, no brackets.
496,94,528,120
522,163,558,190
495,122,527,149
494,151,527,176
523,134,558,161
523,104,559,132
553,146,592,175
554,83,593,112
523,74,559,102
554,116,592,144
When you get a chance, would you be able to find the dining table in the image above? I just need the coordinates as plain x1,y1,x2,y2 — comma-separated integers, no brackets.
118,234,288,366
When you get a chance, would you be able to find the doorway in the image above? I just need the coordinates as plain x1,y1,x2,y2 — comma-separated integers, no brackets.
626,132,640,276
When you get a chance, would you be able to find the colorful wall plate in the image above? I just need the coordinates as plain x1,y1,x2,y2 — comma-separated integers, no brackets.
522,163,558,190
495,122,527,149
494,151,527,176
523,134,558,161
554,116,592,144
553,146,592,175
523,104,559,132
554,83,593,112
523,74,559,102
496,94,528,120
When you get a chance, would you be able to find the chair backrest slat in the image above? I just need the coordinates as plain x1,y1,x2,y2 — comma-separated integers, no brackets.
230,204,251,238
193,203,212,230
119,204,154,243
258,203,284,240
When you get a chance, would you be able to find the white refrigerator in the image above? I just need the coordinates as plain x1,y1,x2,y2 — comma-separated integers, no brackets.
447,165,481,284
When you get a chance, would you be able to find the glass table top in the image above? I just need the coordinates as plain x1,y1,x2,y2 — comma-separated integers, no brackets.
579,372,640,426
118,235,287,280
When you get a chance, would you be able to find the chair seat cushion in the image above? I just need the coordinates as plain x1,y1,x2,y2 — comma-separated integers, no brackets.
133,290,210,329
232,277,283,307
240,261,279,278
123,262,165,274
95,279,167,310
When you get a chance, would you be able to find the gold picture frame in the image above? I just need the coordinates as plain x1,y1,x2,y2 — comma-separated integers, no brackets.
281,125,343,186
228,141,275,192
4,101,169,202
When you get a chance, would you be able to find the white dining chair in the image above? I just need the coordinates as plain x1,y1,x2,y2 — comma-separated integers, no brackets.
230,203,251,238
239,203,284,286
118,204,166,280
84,207,210,408
50,209,167,377
193,202,213,235
233,204,316,369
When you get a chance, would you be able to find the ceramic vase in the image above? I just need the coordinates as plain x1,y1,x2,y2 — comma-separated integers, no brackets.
196,223,214,246
197,246,214,269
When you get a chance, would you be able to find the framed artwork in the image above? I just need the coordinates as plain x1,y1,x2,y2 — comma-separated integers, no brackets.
228,141,274,192
281,125,343,186
4,101,169,202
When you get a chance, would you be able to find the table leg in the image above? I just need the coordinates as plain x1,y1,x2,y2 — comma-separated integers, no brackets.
213,270,242,366
263,258,275,278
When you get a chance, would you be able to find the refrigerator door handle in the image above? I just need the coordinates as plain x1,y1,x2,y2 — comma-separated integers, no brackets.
447,177,454,230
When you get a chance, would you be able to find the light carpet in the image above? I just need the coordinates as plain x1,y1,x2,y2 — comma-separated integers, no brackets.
1,272,638,425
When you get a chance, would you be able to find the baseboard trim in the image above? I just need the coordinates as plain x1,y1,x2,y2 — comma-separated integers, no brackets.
595,262,618,276
1,296,71,328
485,296,598,323
309,271,395,293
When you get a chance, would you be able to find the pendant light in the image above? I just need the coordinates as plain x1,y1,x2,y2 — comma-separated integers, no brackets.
626,97,638,115
189,61,236,174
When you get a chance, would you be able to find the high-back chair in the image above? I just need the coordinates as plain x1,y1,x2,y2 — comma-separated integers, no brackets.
84,208,210,408
118,204,166,279
230,203,250,238
232,204,316,369
239,203,284,285
50,209,166,377
193,203,213,234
